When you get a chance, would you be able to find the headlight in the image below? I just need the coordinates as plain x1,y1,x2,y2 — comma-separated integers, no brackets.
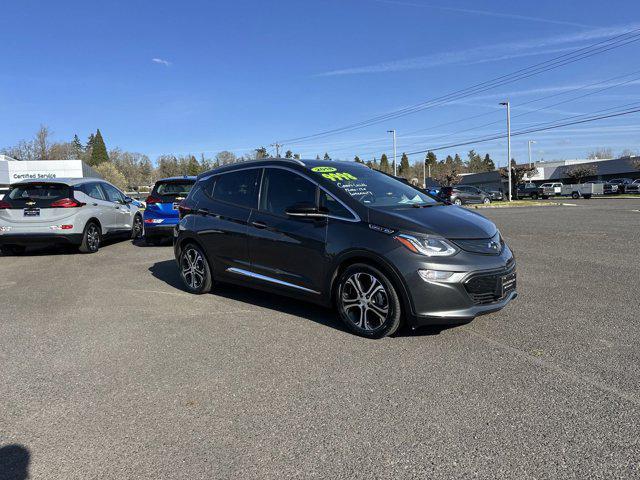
394,234,458,257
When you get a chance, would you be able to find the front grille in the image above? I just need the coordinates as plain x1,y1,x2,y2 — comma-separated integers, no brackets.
464,264,516,305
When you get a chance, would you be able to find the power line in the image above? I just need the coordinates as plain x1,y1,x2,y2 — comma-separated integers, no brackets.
401,104,640,156
278,27,640,146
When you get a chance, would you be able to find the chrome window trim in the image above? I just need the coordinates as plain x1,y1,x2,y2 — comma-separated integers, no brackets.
226,267,320,294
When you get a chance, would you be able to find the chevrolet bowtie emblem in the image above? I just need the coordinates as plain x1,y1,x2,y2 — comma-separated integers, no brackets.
26,200,36,206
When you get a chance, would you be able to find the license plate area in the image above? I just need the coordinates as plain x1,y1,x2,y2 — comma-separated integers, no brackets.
24,208,40,217
501,272,516,297
172,202,179,210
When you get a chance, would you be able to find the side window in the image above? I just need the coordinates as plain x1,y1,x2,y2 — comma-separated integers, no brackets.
319,190,353,219
85,182,106,201
102,183,124,203
211,169,259,208
260,169,317,217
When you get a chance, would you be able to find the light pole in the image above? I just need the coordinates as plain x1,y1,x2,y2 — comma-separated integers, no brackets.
500,101,512,201
387,129,397,176
528,140,536,168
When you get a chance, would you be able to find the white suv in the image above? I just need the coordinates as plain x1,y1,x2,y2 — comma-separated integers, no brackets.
0,178,143,254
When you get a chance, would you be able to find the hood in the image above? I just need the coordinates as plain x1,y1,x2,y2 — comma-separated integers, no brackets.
368,204,497,239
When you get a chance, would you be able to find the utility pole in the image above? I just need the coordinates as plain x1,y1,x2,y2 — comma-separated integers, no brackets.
387,129,397,176
528,140,536,168
271,142,282,158
500,101,512,201
423,158,426,189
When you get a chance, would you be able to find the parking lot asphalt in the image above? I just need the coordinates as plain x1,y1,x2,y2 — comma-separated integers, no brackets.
1,198,639,479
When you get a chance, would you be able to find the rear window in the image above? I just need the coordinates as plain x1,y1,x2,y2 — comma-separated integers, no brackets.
6,183,72,207
154,181,195,197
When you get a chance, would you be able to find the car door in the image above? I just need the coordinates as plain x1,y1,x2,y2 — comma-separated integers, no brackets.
194,168,260,275
80,182,115,232
247,167,327,295
101,183,131,231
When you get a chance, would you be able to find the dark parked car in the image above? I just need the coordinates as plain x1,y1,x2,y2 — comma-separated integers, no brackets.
608,178,635,193
173,159,517,338
625,179,640,194
487,190,504,201
515,183,543,200
437,185,492,205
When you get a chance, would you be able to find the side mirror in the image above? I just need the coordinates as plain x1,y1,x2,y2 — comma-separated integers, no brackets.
285,202,328,218
124,196,133,204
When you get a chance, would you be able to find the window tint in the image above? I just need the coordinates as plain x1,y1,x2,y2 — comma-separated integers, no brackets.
260,169,317,216
84,182,106,201
7,183,72,207
212,169,259,208
155,181,194,196
320,190,353,219
102,183,124,203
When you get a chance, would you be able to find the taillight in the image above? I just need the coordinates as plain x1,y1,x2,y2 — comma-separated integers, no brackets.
0,200,10,209
178,199,192,219
146,195,162,204
50,198,85,208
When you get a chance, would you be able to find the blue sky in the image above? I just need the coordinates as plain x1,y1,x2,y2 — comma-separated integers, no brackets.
1,0,639,166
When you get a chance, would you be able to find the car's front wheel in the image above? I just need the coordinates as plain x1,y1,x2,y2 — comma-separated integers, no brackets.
483,197,491,204
79,222,101,253
453,198,462,206
179,243,213,294
336,264,402,338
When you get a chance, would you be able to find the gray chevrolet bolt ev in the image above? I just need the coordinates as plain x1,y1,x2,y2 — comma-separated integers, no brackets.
173,158,517,338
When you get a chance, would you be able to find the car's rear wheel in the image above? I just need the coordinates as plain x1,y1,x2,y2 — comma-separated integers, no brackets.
179,243,213,294
531,193,539,200
453,198,462,205
131,214,143,239
483,197,491,204
79,222,101,253
336,264,402,338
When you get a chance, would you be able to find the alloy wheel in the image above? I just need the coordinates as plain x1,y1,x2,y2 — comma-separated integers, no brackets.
340,272,390,331
181,247,206,290
87,224,100,252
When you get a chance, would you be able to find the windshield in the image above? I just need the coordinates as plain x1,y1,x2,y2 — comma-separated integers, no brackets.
310,165,437,208
155,181,194,197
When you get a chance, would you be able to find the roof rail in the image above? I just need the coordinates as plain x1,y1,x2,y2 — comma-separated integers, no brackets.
263,157,305,166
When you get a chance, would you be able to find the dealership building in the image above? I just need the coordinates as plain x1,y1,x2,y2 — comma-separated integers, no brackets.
0,155,102,188
449,156,640,192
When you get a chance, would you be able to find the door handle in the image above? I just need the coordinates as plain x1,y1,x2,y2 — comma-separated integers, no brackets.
251,221,267,229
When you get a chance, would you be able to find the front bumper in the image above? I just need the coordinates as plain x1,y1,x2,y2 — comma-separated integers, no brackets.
0,233,83,246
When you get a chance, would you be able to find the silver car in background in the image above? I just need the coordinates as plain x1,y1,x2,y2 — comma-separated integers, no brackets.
0,178,143,254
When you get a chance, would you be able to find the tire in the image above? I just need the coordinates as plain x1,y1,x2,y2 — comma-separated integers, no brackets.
335,263,402,339
531,193,539,200
453,198,462,206
79,222,101,253
583,194,592,199
482,197,491,204
179,242,213,294
131,214,143,239
571,192,580,199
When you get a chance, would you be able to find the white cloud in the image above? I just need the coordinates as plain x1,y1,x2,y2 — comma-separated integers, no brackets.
152,58,171,67
318,23,640,76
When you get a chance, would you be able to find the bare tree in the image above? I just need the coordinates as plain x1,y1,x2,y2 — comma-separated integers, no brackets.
587,148,613,160
565,164,597,184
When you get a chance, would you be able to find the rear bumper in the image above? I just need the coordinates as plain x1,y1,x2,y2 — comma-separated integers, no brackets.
144,223,177,237
0,233,83,246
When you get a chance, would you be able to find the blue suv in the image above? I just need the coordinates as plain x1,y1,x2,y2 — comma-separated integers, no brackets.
143,176,196,245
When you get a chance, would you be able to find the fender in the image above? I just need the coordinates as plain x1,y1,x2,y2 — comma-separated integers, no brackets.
326,248,416,317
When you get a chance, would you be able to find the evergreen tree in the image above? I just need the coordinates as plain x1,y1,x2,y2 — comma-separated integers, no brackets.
482,154,495,171
255,146,268,159
399,153,410,177
72,134,84,157
372,156,379,170
316,155,321,160
466,149,484,173
86,133,95,151
365,160,373,168
323,152,331,160
380,154,390,173
284,150,293,159
186,155,201,175
425,151,437,166
453,153,464,168
354,155,363,164
89,129,109,166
